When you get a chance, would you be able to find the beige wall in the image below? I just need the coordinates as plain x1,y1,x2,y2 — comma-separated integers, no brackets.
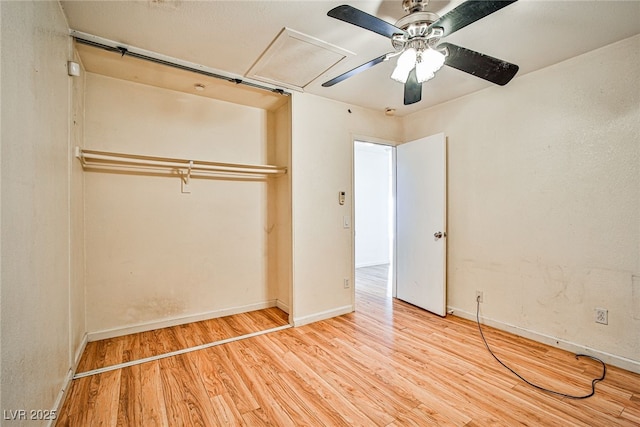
291,93,402,324
403,35,640,372
1,0,84,422
83,74,290,337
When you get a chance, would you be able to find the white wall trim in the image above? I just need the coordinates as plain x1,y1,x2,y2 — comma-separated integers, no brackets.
351,133,399,147
48,368,75,427
88,300,279,341
293,305,354,327
276,299,290,314
355,261,390,269
73,333,89,369
50,331,88,425
448,305,640,375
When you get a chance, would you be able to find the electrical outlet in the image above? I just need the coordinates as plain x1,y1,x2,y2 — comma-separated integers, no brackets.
475,291,484,303
595,308,608,325
344,278,350,289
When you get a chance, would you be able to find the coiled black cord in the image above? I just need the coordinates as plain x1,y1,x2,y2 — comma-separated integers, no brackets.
475,296,606,399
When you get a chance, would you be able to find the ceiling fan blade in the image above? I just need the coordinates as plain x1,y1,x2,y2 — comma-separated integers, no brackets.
322,54,388,87
404,68,422,105
328,5,407,39
429,0,518,37
441,42,519,86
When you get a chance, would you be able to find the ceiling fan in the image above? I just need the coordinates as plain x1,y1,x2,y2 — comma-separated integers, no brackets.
322,0,520,105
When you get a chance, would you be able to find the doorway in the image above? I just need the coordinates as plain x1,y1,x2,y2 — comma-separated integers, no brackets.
354,141,395,299
354,134,447,316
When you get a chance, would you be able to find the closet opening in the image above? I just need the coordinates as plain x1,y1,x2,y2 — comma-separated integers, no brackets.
72,40,293,377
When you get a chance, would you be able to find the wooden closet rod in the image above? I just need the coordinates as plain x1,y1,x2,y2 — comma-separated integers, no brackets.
75,147,287,176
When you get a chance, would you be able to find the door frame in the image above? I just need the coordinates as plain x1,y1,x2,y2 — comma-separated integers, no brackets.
351,134,399,304
352,133,448,315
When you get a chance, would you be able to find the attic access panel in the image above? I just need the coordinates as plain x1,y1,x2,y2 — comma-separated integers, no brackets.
246,27,353,91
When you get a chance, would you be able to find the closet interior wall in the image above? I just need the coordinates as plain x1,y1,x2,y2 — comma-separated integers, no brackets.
82,71,291,339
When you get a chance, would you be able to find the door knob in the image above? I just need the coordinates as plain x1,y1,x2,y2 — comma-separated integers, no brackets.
434,231,446,239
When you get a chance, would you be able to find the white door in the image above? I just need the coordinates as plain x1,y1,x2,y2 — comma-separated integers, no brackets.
396,133,447,316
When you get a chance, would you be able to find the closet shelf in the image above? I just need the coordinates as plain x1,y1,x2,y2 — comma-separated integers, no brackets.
75,147,287,177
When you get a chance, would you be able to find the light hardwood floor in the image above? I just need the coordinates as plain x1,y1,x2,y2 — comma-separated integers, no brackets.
75,307,290,374
57,265,639,426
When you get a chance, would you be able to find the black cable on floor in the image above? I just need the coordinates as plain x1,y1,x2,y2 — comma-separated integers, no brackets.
475,296,606,399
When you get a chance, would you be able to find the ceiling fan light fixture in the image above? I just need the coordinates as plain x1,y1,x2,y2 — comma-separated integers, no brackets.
391,48,417,83
415,48,445,83
324,1,520,104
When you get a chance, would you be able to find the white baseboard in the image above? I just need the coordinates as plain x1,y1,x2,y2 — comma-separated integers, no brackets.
88,300,280,341
293,304,354,327
73,332,88,368
48,368,74,427
276,299,290,315
355,261,390,269
48,332,88,426
448,305,640,375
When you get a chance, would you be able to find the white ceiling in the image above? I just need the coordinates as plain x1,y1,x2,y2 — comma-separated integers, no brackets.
61,0,640,116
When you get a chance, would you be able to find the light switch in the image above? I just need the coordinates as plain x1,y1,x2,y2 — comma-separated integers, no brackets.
343,215,351,229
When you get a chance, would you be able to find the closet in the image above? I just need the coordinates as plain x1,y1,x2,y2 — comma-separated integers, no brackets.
75,41,292,340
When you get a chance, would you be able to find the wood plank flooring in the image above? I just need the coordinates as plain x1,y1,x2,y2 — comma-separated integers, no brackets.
76,307,290,373
56,265,640,426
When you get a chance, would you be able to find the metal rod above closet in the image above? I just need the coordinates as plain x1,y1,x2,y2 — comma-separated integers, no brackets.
75,147,287,176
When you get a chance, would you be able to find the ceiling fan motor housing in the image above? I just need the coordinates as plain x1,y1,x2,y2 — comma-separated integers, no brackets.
394,11,443,52
395,11,440,31
402,0,430,13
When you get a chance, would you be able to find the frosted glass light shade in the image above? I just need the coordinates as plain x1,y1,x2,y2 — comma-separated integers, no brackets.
391,48,417,83
416,48,445,83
